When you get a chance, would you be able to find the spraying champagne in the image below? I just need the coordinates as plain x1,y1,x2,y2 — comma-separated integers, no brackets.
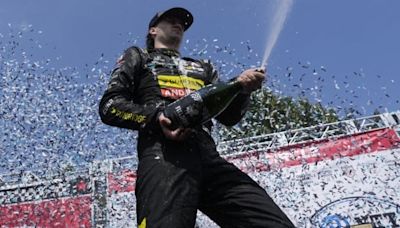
261,0,293,67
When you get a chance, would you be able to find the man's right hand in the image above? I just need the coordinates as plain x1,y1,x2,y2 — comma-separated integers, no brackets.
236,68,266,94
158,113,192,141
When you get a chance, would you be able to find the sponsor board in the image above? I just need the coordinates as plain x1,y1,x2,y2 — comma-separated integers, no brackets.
310,196,400,227
239,142,400,226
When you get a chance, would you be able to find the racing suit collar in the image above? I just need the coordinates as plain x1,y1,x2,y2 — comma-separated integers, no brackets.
150,48,180,57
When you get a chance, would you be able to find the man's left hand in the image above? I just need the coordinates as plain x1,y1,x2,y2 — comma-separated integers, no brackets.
158,113,192,141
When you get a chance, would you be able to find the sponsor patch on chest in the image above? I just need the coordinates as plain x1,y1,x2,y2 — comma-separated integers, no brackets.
157,75,205,100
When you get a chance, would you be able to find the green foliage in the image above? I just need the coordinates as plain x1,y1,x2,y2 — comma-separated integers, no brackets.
217,88,339,140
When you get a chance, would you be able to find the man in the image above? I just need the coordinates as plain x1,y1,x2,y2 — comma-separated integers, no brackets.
99,7,295,228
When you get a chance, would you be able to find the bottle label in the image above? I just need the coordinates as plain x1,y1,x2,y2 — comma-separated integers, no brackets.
190,92,203,102
164,91,204,129
173,105,189,127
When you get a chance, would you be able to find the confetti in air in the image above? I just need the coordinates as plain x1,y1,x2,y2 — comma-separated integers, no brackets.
1,24,399,227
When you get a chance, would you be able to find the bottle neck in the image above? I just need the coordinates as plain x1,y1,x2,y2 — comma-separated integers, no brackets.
228,79,244,91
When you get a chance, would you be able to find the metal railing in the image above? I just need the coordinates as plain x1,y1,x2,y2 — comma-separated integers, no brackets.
217,111,400,155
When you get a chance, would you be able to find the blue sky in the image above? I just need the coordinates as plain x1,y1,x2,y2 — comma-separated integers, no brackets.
1,0,399,173
1,0,399,115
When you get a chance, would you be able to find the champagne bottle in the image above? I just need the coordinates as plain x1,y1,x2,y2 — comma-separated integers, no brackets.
163,80,243,130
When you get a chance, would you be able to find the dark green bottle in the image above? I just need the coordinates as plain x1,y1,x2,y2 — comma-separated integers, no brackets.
164,80,243,130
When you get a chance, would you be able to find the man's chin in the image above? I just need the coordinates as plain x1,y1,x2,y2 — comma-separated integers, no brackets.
159,35,182,47
168,36,183,45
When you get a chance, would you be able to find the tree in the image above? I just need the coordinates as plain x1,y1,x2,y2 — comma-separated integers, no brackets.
216,88,339,141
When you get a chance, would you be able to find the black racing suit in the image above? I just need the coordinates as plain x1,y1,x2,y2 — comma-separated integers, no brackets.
99,47,295,228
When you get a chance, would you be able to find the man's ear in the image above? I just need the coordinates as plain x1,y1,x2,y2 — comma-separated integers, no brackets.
149,27,157,36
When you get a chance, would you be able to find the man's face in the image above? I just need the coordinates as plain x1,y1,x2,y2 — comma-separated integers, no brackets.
151,16,185,46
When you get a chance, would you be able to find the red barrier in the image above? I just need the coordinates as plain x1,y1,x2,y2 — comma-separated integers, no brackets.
0,196,92,227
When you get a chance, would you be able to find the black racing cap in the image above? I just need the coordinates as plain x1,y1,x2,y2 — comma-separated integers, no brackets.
148,7,193,31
